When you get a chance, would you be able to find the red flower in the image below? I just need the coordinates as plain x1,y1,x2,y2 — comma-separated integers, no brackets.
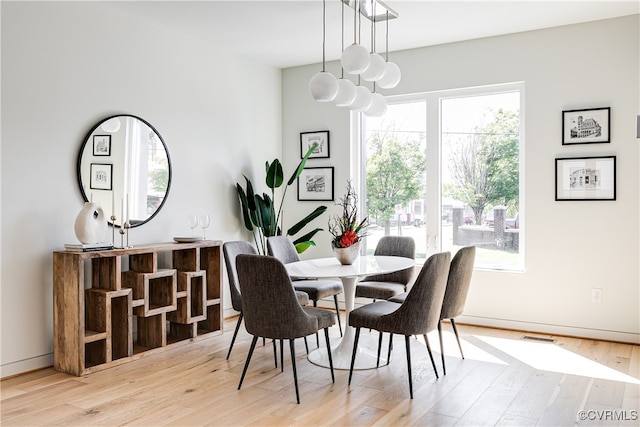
339,230,358,247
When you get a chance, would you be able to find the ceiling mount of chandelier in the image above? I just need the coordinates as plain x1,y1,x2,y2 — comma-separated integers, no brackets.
308,0,401,117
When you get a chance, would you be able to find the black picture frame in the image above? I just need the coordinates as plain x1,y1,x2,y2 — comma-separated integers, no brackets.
297,167,334,201
300,130,330,159
90,163,113,191
93,135,111,156
555,156,616,201
562,107,610,145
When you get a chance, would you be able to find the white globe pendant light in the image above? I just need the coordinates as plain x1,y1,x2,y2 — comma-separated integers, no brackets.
341,43,370,75
334,78,357,107
365,92,387,117
101,117,121,133
377,61,401,88
350,85,373,112
361,53,386,81
309,0,338,102
309,72,339,102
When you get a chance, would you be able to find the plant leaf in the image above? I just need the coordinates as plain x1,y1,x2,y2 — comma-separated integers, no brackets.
292,228,323,245
294,241,316,254
236,183,254,231
287,143,318,186
266,159,284,189
286,205,327,236
243,175,257,211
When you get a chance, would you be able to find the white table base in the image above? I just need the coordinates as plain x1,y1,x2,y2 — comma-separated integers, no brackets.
307,276,388,370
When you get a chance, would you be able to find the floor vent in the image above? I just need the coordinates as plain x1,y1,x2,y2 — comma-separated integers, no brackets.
522,335,555,343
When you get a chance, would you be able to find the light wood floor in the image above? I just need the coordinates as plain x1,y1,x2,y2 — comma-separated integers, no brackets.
2,317,639,426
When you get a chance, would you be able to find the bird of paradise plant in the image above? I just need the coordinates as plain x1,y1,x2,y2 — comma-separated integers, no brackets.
236,144,327,254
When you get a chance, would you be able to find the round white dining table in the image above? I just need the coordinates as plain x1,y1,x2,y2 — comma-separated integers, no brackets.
285,255,415,370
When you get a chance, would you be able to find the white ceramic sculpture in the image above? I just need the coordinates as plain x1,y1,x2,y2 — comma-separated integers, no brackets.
74,202,108,244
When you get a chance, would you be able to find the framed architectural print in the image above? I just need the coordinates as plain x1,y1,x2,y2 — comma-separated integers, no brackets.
300,130,330,159
562,107,610,145
555,156,616,201
93,135,111,156
90,163,113,190
297,167,334,201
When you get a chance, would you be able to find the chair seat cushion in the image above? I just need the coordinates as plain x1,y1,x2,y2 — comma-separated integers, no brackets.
387,292,408,304
293,279,342,301
355,282,406,300
348,301,401,331
295,291,310,306
303,307,336,330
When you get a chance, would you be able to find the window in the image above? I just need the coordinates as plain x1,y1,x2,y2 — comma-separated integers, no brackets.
361,83,524,270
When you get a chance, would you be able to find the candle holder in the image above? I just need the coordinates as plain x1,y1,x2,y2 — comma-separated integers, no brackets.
124,221,133,248
119,227,126,249
110,215,117,247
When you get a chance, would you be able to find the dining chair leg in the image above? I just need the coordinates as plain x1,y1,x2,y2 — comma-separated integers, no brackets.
348,327,361,385
423,334,439,379
333,295,343,337
280,339,284,372
313,300,320,347
437,320,446,375
450,318,464,359
386,333,393,366
404,335,414,399
376,332,383,367
238,335,258,390
324,328,335,383
226,313,243,360
272,339,278,368
289,339,300,404
303,336,309,354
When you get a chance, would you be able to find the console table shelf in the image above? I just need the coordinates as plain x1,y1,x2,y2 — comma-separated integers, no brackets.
53,240,222,376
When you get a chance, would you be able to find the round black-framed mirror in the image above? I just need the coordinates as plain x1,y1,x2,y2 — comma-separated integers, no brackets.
77,114,172,228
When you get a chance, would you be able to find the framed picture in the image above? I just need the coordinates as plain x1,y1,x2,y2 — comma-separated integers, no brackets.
300,130,330,159
90,163,113,190
562,107,610,145
297,167,334,201
555,156,616,201
93,135,111,156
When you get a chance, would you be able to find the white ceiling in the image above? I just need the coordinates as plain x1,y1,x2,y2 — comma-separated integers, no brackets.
103,1,639,68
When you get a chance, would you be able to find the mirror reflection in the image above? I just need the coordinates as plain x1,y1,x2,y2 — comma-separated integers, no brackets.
77,114,171,228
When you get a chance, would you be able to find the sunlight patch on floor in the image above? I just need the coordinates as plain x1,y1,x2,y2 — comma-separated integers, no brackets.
475,335,640,384
420,330,508,365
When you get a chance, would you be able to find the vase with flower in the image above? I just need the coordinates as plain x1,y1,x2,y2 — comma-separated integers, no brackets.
328,181,369,265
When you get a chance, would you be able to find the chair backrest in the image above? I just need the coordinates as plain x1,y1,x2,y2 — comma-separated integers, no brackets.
364,236,416,284
383,251,451,335
440,246,476,320
223,241,258,312
266,236,301,264
235,254,318,339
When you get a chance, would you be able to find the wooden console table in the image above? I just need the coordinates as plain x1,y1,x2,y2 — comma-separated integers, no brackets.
53,240,222,376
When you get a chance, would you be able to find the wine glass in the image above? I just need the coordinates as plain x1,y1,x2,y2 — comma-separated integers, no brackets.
187,215,198,236
199,214,211,239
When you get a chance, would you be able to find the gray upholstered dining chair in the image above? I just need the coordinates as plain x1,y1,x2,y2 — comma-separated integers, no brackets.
223,241,309,361
389,246,476,375
267,236,344,338
355,236,416,301
348,251,451,399
235,254,335,404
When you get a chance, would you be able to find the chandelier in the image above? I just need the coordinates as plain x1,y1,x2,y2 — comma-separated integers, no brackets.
309,0,401,117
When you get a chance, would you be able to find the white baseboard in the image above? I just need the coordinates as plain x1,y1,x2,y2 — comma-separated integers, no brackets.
456,315,640,344
1,353,53,379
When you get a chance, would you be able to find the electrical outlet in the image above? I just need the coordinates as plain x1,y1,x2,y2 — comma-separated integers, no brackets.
592,288,603,303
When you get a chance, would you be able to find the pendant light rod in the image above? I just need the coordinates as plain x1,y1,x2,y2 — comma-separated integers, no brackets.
322,0,327,72
385,10,389,61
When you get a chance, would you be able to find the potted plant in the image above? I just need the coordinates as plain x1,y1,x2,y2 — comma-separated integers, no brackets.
236,144,327,254
328,181,369,264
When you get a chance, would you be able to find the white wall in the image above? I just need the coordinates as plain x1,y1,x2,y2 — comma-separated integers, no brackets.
283,16,640,343
1,2,280,377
